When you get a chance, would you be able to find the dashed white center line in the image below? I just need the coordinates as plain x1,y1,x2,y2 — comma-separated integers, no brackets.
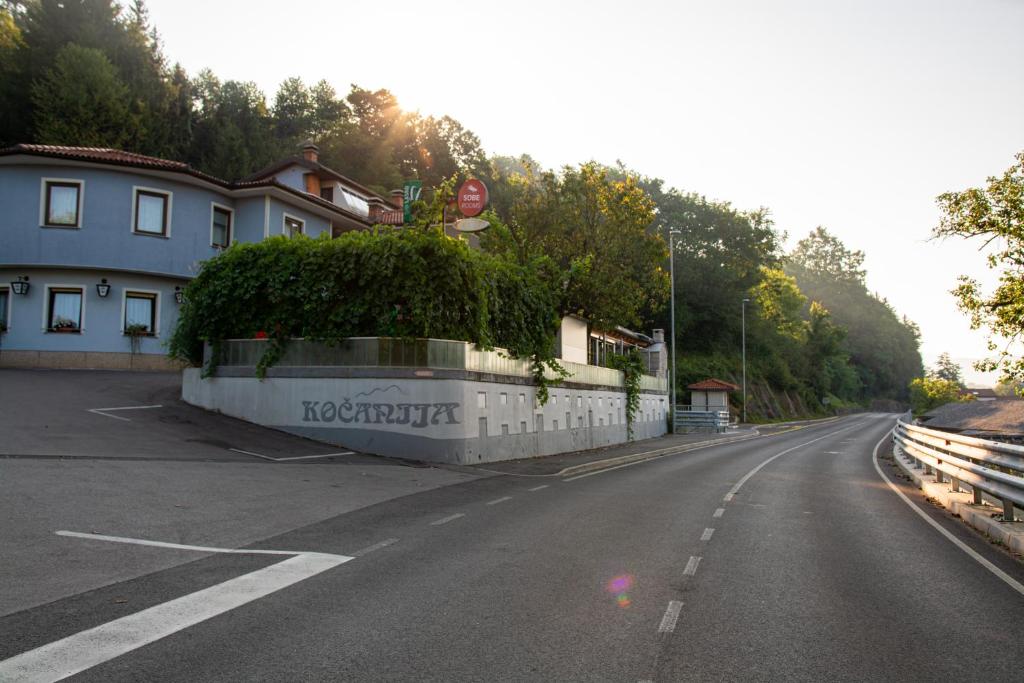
713,508,725,518
723,493,734,502
430,513,465,526
683,556,702,576
487,496,513,505
351,538,399,557
700,528,714,541
658,600,684,633
528,485,549,492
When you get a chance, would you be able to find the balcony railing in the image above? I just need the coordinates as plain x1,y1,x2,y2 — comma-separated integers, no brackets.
211,337,668,392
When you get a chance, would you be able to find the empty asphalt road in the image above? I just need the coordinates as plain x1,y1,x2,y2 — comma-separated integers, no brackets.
3,413,1023,681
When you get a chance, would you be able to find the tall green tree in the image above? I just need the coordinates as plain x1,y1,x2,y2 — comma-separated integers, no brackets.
930,352,964,387
934,151,1024,386
31,43,136,146
787,227,923,400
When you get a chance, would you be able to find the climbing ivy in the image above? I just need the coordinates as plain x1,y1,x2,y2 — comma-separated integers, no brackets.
608,349,645,439
169,229,566,400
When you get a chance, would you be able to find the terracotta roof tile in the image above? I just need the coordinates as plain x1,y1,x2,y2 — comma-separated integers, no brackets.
687,378,740,391
0,144,229,185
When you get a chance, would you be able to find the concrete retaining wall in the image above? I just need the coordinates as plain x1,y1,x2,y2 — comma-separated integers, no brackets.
182,368,668,465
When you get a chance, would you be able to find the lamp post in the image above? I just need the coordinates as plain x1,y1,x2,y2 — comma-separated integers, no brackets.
669,228,681,427
742,297,750,424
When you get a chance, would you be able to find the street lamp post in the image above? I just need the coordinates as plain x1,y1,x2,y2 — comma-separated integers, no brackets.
742,297,749,424
669,228,681,428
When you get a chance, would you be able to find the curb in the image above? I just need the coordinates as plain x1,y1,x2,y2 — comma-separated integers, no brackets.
891,441,1024,555
555,430,760,478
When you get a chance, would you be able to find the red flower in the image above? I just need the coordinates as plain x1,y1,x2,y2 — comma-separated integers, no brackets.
254,330,268,339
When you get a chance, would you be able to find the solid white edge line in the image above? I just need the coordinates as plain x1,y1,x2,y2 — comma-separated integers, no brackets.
871,428,1024,597
351,538,399,557
228,447,276,461
430,513,465,526
486,496,513,505
54,530,322,557
683,556,702,576
86,409,132,422
701,528,715,541
273,451,355,461
658,600,684,633
528,485,549,492
89,405,164,412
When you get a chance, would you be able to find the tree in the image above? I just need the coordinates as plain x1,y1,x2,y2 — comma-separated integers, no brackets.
481,162,668,332
934,151,1024,386
930,352,963,387
787,227,923,400
31,43,136,147
909,377,972,415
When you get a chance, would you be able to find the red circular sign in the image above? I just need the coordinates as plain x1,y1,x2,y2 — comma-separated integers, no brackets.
457,178,488,217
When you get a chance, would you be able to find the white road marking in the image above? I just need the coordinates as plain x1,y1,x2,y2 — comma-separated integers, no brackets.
700,528,715,541
0,532,351,682
871,430,1024,597
228,448,353,462
273,452,354,461
487,496,513,505
430,513,465,526
713,508,725,518
658,600,684,633
528,485,549,492
87,405,163,422
724,423,860,501
54,530,297,556
683,556,702,576
561,434,759,481
351,538,399,557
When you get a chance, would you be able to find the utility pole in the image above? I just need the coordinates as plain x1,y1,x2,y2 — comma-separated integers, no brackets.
742,297,749,424
669,228,681,429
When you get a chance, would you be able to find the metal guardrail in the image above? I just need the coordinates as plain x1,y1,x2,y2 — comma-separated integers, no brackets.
893,417,1024,522
212,338,669,392
674,409,730,433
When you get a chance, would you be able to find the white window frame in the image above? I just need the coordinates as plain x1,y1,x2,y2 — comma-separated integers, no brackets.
0,286,10,331
210,202,234,248
131,185,173,237
282,213,305,237
120,288,161,336
41,284,86,333
39,177,84,229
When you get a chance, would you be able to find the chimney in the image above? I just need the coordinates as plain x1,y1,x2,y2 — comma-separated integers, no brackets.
390,189,404,209
652,329,665,343
300,139,319,163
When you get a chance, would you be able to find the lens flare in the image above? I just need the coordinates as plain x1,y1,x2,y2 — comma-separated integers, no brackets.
606,574,635,608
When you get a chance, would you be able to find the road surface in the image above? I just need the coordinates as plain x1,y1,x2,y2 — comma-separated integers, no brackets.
2,413,1023,681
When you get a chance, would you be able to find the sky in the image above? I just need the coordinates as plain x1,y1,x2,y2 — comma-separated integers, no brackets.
146,0,1024,386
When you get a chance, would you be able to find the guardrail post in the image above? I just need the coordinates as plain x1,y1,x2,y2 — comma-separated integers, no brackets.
972,486,983,505
923,463,932,475
934,466,943,484
1001,498,1016,522
949,476,960,494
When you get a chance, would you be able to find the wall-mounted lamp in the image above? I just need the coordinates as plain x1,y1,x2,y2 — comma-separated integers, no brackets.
10,276,29,295
174,286,184,304
96,278,111,298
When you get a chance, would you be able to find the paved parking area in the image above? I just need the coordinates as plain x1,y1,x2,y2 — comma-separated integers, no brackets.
0,369,482,617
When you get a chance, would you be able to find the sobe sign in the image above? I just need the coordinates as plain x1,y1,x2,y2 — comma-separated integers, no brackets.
457,178,488,217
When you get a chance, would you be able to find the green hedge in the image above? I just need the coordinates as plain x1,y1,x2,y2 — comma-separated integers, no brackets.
169,229,562,383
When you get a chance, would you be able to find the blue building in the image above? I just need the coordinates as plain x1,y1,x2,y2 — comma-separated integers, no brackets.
0,142,403,369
